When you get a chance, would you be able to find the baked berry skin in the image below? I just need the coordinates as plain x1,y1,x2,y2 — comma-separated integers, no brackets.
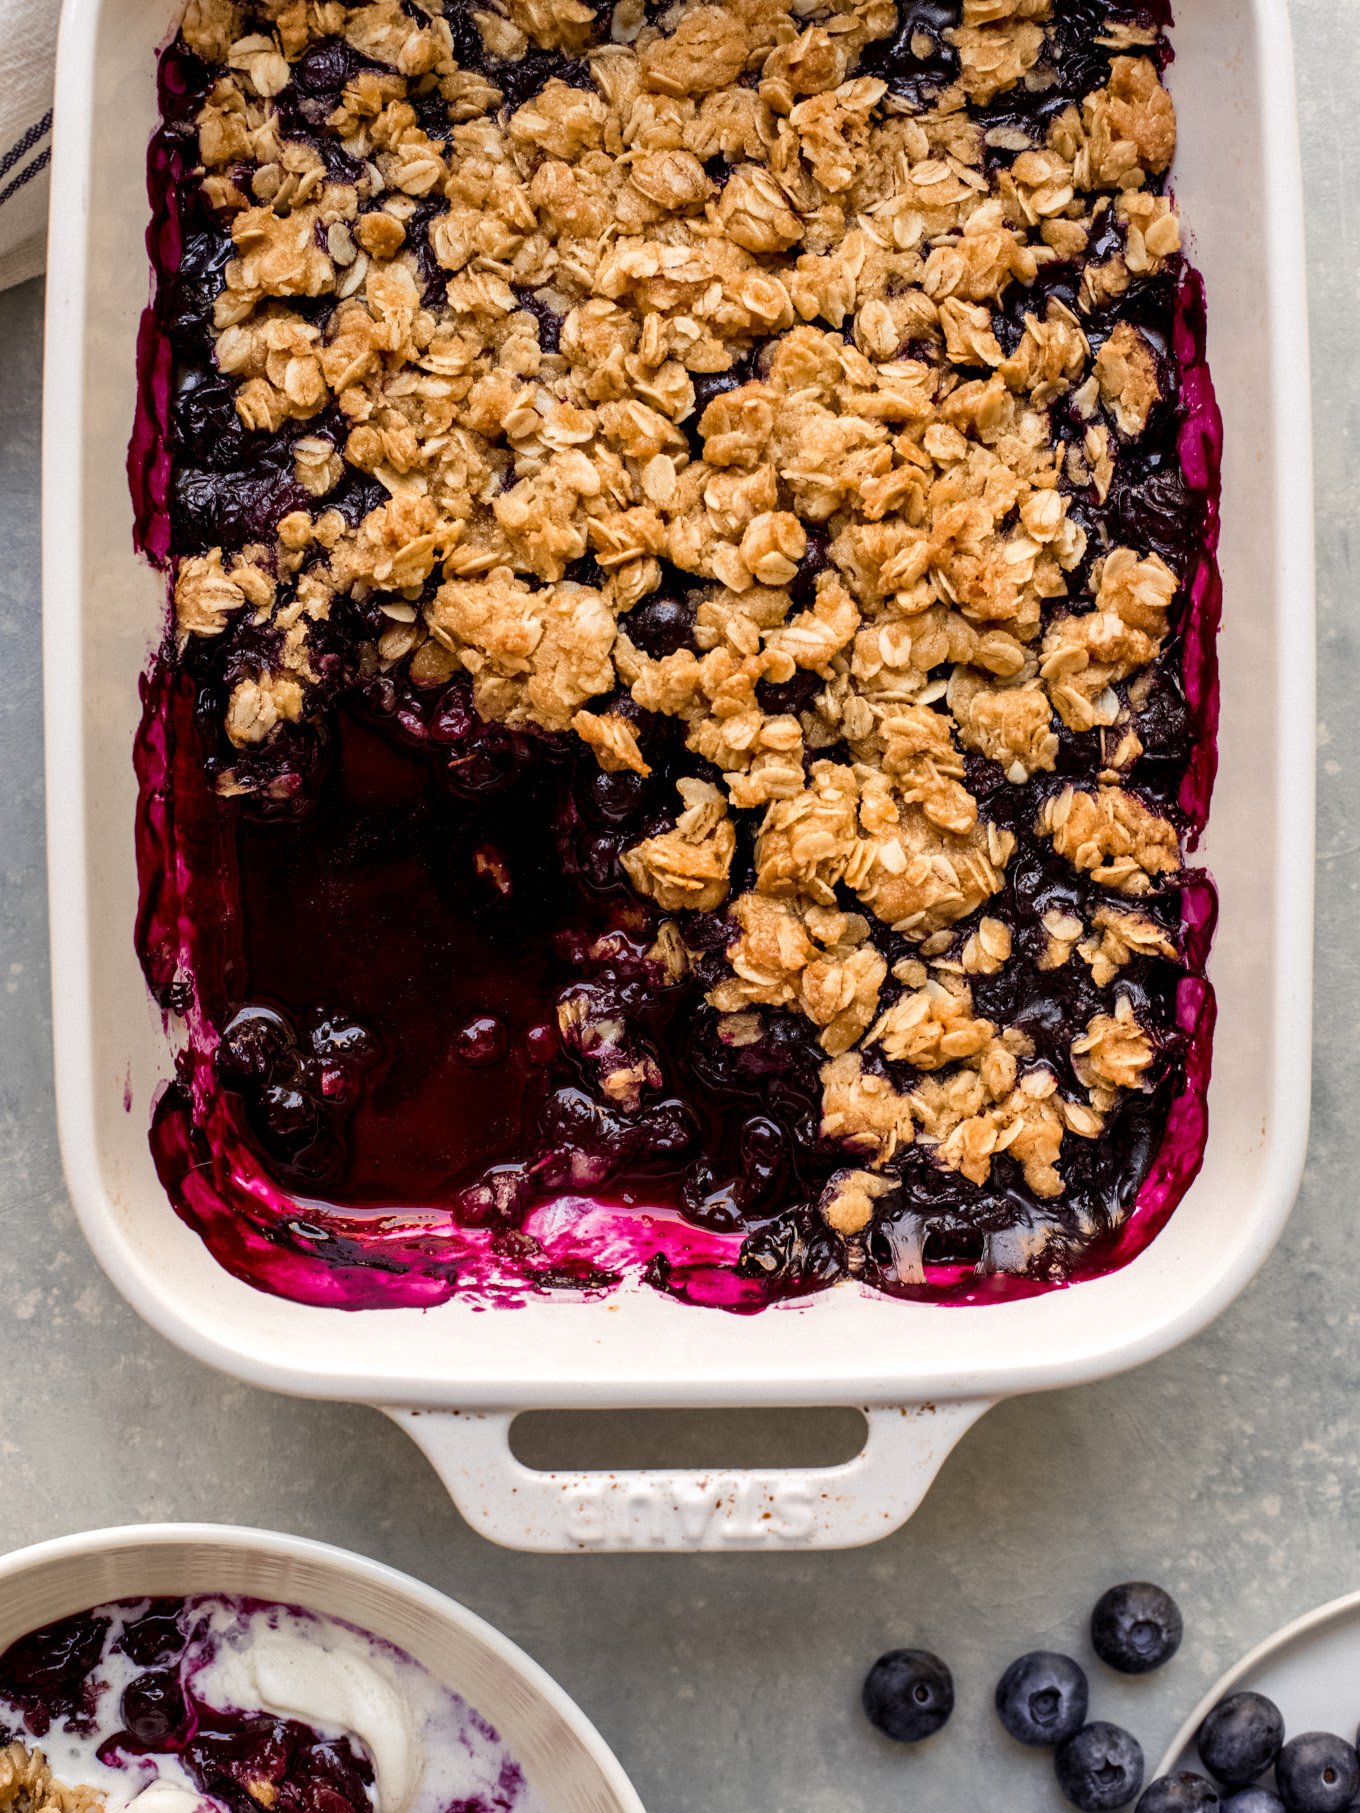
119,1669,190,1747
860,1649,954,1743
1137,1774,1221,1810
1197,1692,1286,1788
1220,1793,1286,1812
995,1651,1089,1747
1091,1583,1184,1675
1273,1733,1360,1811
1055,1721,1147,1811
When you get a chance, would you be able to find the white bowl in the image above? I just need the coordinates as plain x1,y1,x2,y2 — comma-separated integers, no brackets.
0,1524,644,1813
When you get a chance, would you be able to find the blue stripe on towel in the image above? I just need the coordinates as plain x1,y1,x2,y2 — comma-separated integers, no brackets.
0,110,53,185
0,145,52,211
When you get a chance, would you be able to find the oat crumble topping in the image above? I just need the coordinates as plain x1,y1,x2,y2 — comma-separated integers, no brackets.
0,1745,101,1813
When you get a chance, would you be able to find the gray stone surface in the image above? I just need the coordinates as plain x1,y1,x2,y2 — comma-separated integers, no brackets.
1,5,1357,1804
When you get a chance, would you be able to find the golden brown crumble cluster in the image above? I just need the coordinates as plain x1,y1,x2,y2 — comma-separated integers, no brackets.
0,1744,102,1813
173,0,1186,1212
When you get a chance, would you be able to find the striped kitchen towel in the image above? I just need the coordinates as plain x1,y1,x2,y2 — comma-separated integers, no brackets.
0,0,61,289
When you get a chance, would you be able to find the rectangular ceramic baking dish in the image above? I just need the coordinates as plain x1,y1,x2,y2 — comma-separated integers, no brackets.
43,0,1315,1551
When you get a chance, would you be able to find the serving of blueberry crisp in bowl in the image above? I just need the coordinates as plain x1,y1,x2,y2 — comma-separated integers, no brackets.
0,1597,546,1813
130,0,1222,1313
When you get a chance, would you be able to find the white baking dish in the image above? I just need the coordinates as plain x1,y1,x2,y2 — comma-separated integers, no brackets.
0,1523,643,1813
42,0,1315,1551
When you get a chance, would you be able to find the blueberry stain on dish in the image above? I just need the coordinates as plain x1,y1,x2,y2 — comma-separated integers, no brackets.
131,0,1222,1308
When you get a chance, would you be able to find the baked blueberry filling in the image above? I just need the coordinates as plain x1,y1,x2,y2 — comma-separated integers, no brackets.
132,0,1219,1309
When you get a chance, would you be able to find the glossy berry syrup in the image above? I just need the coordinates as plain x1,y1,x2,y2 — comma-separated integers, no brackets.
130,0,1220,1312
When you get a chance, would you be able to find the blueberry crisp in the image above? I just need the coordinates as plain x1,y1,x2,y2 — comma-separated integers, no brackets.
133,0,1220,1308
0,1598,543,1813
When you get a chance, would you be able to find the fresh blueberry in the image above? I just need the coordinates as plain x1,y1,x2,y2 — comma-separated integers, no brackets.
1221,1794,1286,1812
1274,1734,1360,1811
1056,1722,1146,1811
1091,1583,1184,1675
861,1649,954,1743
995,1651,1089,1746
1137,1774,1220,1811
1197,1693,1285,1787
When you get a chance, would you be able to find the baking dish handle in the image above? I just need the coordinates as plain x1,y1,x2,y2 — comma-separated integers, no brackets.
383,1401,993,1552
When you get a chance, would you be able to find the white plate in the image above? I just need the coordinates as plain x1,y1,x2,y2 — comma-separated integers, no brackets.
1158,1591,1360,1792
